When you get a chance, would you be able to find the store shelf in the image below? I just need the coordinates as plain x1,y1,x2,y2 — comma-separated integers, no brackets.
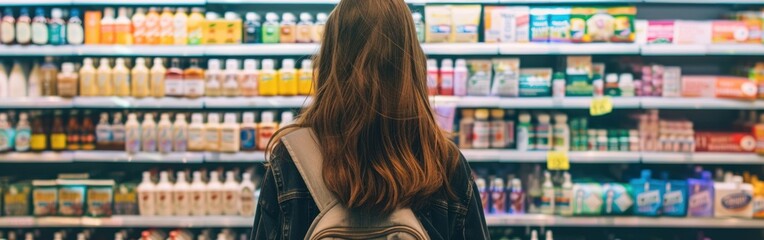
204,151,267,162
203,96,310,108
641,152,764,164
644,0,764,4
423,43,499,55
0,97,73,109
0,45,73,56
208,0,500,3
73,97,205,109
640,44,708,56
73,151,204,163
73,45,206,57
205,44,320,56
429,96,641,109
0,0,71,5
706,44,764,55
485,215,764,228
0,216,252,228
0,152,73,163
71,0,205,5
640,97,764,110
462,150,640,163
500,43,640,55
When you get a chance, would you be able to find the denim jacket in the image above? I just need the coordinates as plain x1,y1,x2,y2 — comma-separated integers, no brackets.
251,143,491,240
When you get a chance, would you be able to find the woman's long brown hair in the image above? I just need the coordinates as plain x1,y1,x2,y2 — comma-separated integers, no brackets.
269,0,460,215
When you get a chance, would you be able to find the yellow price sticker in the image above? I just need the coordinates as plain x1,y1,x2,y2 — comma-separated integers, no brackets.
590,97,613,116
547,152,570,171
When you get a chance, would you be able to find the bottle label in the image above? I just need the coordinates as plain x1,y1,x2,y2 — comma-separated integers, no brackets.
157,191,172,215
490,121,506,148
133,74,150,96
141,128,156,151
188,129,203,150
637,190,661,210
158,127,173,153
138,191,156,215
206,130,220,149
663,190,684,212
188,26,203,45
30,134,46,150
221,129,237,145
97,74,111,92
240,187,255,216
165,78,184,96
1,22,14,43
191,190,206,215
441,72,454,89
159,17,173,38
241,74,259,96
112,126,125,143
126,128,140,152
224,190,239,214
96,127,112,144
207,191,223,214
114,74,129,95
472,122,490,148
689,190,712,214
88,188,113,216
51,133,67,150
257,127,275,150
174,191,190,215
173,19,187,43
240,128,256,150
16,23,31,43
31,22,48,44
0,129,12,151
184,78,205,97
173,127,188,152
133,20,146,44
150,73,165,96
49,24,64,44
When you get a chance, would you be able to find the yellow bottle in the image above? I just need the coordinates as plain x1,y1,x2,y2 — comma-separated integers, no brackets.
753,176,764,218
132,58,150,98
114,7,132,45
173,7,188,45
159,7,174,45
150,58,166,97
113,58,130,97
79,58,97,96
96,58,113,96
259,59,278,96
297,59,313,95
187,7,205,45
278,59,297,96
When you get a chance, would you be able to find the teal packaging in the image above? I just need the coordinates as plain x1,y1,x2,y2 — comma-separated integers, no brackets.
661,172,688,217
572,183,603,215
548,7,571,43
519,68,552,97
630,170,665,216
529,8,550,43
602,183,633,215
57,180,86,217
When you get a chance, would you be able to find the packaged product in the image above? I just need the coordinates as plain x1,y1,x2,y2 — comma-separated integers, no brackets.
695,132,756,153
687,171,714,217
519,68,553,97
204,14,221,44
662,67,682,97
602,183,633,215
714,177,753,218
752,177,764,218
634,20,648,45
425,5,452,43
711,21,749,44
662,179,688,217
114,183,138,215
57,179,86,216
715,76,757,100
484,6,529,43
529,7,551,43
490,58,521,97
32,180,57,216
87,180,115,217
737,11,762,44
608,6,636,42
3,183,30,216
223,16,243,44
565,56,593,96
451,5,481,43
647,20,674,44
548,7,571,43
681,75,717,98
466,60,493,96
751,63,764,99
433,105,456,133
630,170,664,216
571,183,603,215
587,7,614,42
84,11,101,44
674,20,712,45
570,7,595,43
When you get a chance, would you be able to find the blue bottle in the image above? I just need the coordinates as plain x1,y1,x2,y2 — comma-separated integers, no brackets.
661,172,688,217
687,171,714,217
48,8,66,45
630,170,664,216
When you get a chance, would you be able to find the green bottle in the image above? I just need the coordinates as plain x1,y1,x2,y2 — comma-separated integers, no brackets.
262,12,280,44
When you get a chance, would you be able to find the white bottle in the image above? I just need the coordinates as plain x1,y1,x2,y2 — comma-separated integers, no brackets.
240,172,256,216
553,114,570,152
137,171,157,216
188,113,206,151
189,171,208,216
0,64,7,98
8,61,26,98
155,171,174,216
205,59,223,97
280,111,294,129
14,112,31,152
157,113,173,153
173,113,188,152
27,62,41,97
125,113,140,153
223,171,241,215
0,113,11,151
558,172,573,216
206,113,221,152
174,171,192,216
95,112,112,147
545,230,553,240
207,171,224,215
112,112,126,146
426,59,438,95
240,59,259,97
620,73,635,97
517,113,532,151
223,59,240,97
220,113,240,152
541,171,555,215
530,230,538,240
141,113,157,152
453,59,468,96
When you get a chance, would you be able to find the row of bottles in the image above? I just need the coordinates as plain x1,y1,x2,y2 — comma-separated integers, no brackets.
0,57,313,98
0,111,94,152
1,228,250,240
0,7,83,45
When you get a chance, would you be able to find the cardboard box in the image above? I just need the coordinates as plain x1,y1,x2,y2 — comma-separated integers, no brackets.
695,132,755,152
712,21,748,44
681,75,717,98
716,76,757,100
647,20,674,44
674,20,712,45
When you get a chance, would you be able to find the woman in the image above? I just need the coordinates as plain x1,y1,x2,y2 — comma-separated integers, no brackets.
251,0,489,239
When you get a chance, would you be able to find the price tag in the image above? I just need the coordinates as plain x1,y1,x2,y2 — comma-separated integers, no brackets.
590,97,613,116
547,152,570,170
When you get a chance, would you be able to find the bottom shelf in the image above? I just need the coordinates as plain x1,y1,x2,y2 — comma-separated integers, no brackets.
0,216,253,228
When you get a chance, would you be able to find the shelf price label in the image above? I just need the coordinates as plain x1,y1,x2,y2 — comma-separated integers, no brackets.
590,97,613,116
546,151,570,171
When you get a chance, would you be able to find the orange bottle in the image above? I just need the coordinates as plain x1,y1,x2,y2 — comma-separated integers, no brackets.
145,7,160,45
159,7,175,45
84,11,101,44
100,8,115,44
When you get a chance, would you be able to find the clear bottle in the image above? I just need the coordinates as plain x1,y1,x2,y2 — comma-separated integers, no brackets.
96,58,113,96
297,59,313,95
172,113,188,152
28,62,41,97
8,61,27,98
296,13,313,43
536,114,553,151
79,58,97,96
223,171,241,215
257,111,277,150
132,8,147,45
261,13,280,44
205,59,223,97
157,113,173,153
187,113,205,151
95,112,112,149
100,7,115,44
137,171,157,216
112,112,125,150
14,112,31,152
440,59,454,96
114,7,132,45
174,171,192,216
553,114,570,151
240,112,257,152
16,8,32,45
412,12,425,43
150,58,166,97
57,63,78,98
279,13,296,43
165,58,184,97
132,58,150,98
48,8,66,45
125,113,140,153
145,7,160,45
189,171,207,216
222,59,240,97
187,8,205,45
312,13,327,43
240,172,256,216
173,8,188,45
159,7,175,45
489,109,506,149
243,12,261,44
205,113,221,152
240,59,259,97
184,58,205,98
1,8,16,45
31,8,48,45
259,59,278,96
472,109,491,149
113,58,131,97
206,171,224,215
279,59,297,96
40,57,57,96
141,113,157,152
220,113,240,153
155,171,174,216
67,8,84,45
517,113,532,151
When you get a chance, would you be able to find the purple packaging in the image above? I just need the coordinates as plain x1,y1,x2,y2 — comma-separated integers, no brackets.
688,171,714,217
491,178,507,213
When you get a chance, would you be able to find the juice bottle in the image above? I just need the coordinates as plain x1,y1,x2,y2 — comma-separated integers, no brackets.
16,8,32,45
259,59,278,96
454,59,468,96
132,58,150,98
28,62,41,97
257,111,277,150
84,10,101,44
56,62,79,98
159,7,174,45
172,113,188,152
426,59,439,95
40,57,58,96
50,112,66,151
312,13,328,43
79,58,96,96
205,113,221,152
279,59,297,96
243,12,261,44
165,58,184,97
261,13,279,44
220,113,240,153
132,8,147,44
297,59,313,95
187,7,205,45
14,112,31,152
49,8,66,45
150,58,166,97
114,7,132,45
296,13,313,43
66,8,84,45
30,113,47,152
222,59,240,97
280,13,296,43
113,58,131,97
100,8,115,44
440,59,454,96
204,12,220,44
183,58,205,98
223,12,242,44
205,59,223,97
66,111,80,150
173,8,188,45
240,59,259,97
141,113,157,152
145,7,160,45
80,111,95,150
96,58,113,96
187,113,205,151
31,8,47,45
111,112,125,150
1,8,15,44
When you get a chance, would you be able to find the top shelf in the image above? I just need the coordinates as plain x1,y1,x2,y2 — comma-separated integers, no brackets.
1,0,761,5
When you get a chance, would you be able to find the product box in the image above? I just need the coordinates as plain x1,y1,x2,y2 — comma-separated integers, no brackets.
57,179,87,216
466,60,493,96
491,58,521,97
602,183,633,215
688,172,715,217
715,76,757,100
712,21,749,44
647,20,675,44
548,7,571,43
114,183,138,215
3,183,30,216
695,132,756,153
565,56,593,96
753,180,764,218
635,20,648,45
529,7,551,43
425,5,453,43
451,5,481,43
681,75,717,98
519,68,552,97
608,6,636,43
484,6,530,43
662,67,682,97
84,11,101,45
663,180,688,217
674,20,712,45
571,183,603,215
588,8,614,42
714,180,754,218
738,12,762,44
570,7,595,43
87,180,115,217
32,180,57,216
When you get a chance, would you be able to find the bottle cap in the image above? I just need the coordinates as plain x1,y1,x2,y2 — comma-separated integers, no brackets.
261,111,274,123
282,59,295,69
554,114,567,124
301,59,312,69
265,12,279,22
281,12,295,22
455,59,467,68
537,114,550,123
115,58,126,66
51,8,63,18
176,7,187,13
262,59,275,70
281,111,294,124
641,169,652,179
412,12,422,21
134,57,145,67
61,62,75,73
245,12,260,21
441,59,453,69
153,57,163,66
207,113,220,123
208,59,221,70
474,109,489,120
426,59,437,69
224,113,237,123
226,170,236,180
127,113,138,121
174,113,186,122
619,73,634,83
242,172,252,181
162,7,172,12
117,7,128,17
316,13,328,22
160,113,171,121
144,113,154,121
518,113,531,123
299,12,313,22
244,59,258,70
177,171,187,182
225,59,239,70
99,58,110,67
35,7,45,17
606,73,618,83
224,11,239,20
490,109,504,119
191,113,203,123
192,7,204,13
242,112,255,123
83,58,94,66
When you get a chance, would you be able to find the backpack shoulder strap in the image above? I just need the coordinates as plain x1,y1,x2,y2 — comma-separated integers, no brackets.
281,128,337,212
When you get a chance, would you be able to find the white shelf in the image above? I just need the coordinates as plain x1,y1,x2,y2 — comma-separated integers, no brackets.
205,44,319,56
73,97,204,109
463,150,640,163
0,216,252,228
72,0,205,5
0,97,73,109
568,151,640,163
641,44,708,56
0,0,71,5
208,0,338,3
429,96,640,109
485,215,764,228
204,151,267,162
644,0,764,3
0,152,73,163
73,45,206,57
0,45,73,56
706,44,764,55
422,43,499,55
500,43,640,55
641,152,764,164
73,151,204,163
640,97,764,110
203,96,310,108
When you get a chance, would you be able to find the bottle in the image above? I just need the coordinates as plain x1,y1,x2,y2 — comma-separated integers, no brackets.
536,114,552,151
28,62,41,97
281,111,294,128
205,59,223,97
298,59,313,95
259,59,278,96
187,113,205,151
0,113,12,152
1,8,15,44
183,58,205,98
157,113,173,153
312,13,327,43
171,113,188,152
114,7,131,45
150,58,166,97
439,59,454,96
165,58,184,97
107,112,122,150
50,112,66,151
80,111,95,150
605,73,620,97
426,59,439,95
95,112,112,149
132,8,147,44
240,59,259,97
207,171,224,215
173,8,188,45
517,113,532,151
510,178,525,214
0,64,6,98
240,112,257,151
619,73,635,97
279,59,297,96
413,12,425,43
458,109,474,148
553,114,570,151
159,7,175,45
592,73,604,97
100,7,115,44
223,171,241,215
540,171,555,214
257,112,277,150
79,58,97,96
141,113,157,152
137,171,157,215
187,8,205,45
174,171,192,216
40,57,57,96
261,13,280,44
222,59,240,97
295,12,313,43
31,8,48,45
155,171,174,216
14,113,31,152
279,13,297,43
221,113,240,153
96,58,113,96
131,58,150,98
66,111,80,150
490,178,506,214
145,7,160,44
16,8,31,45
243,12,261,44
472,109,490,149
8,61,27,98
557,172,573,216
113,58,131,97
530,230,538,240
65,8,84,45
545,230,553,240
48,8,65,45
223,12,240,44
190,171,207,216
57,62,79,98
205,113,221,152
490,109,506,149
552,72,565,100
688,171,714,217
240,172,256,216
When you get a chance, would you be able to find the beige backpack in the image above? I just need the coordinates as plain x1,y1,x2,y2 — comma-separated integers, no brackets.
282,128,430,240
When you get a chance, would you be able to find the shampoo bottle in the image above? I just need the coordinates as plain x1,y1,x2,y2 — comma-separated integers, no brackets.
159,7,174,45
557,172,573,216
454,59,468,96
205,59,223,97
0,113,13,152
240,112,257,151
141,113,157,152
16,8,31,45
8,61,27,98
137,171,157,216
28,62,41,97
540,171,555,214
95,113,112,149
131,58,150,98
509,178,525,214
1,8,15,45
220,113,240,153
223,59,240,97
40,57,57,96
517,113,532,151
240,59,259,97
489,109,507,149
100,8,115,44
0,64,7,98
96,58,113,96
490,178,506,214
67,8,84,45
14,112,31,152
131,8,147,44
223,171,241,215
187,8,205,45
278,59,297,96
114,7,131,45
206,171,224,215
279,13,296,43
48,8,65,45
187,113,205,151
297,59,313,95
145,7,160,44
440,59,454,96
113,58,131,97
458,109,474,149
240,172,256,216
296,13,313,43
259,59,278,96
125,113,141,153
257,111,277,150
184,58,205,98
173,171,192,216
205,113,221,152
165,58,184,97
553,114,570,151
172,113,188,152
112,112,125,149
472,109,490,149
155,171,174,216
190,171,207,216
173,8,188,45
30,8,48,45
312,13,327,43
261,13,280,44
157,113,173,153
426,59,439,95
243,12,261,44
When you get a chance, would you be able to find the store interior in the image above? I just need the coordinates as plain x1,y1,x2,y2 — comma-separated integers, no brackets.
1,0,764,239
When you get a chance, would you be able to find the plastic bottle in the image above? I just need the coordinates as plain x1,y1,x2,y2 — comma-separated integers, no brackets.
490,109,506,149
279,59,297,96
1,8,15,44
31,8,48,45
174,171,192,216
145,7,160,44
257,112,277,150
48,8,65,45
545,230,553,240
517,113,532,151
619,73,635,97
440,59,454,96
190,171,207,216
557,172,573,216
64,8,84,45
553,114,570,151
243,12,261,44
157,113,173,153
490,178,506,213
172,113,188,152
296,13,313,43
14,113,30,152
40,57,57,96
113,58,131,97
223,171,241,215
159,7,175,45
261,13,280,44
78,58,96,96
530,230,538,240
0,113,13,152
8,61,26,98
259,59,278,96
155,171,174,216
240,172,256,216
458,109,474,149
184,58,205,98
205,113,221,152
279,13,296,43
552,72,566,101
426,59,439,95
16,8,31,45
223,59,240,97
100,7,115,44
141,113,157,152
173,8,188,45
25,62,40,97
207,171,224,215
29,113,46,151
96,58,113,96
312,13,327,43
205,59,223,97
114,7,131,45
95,112,112,149
541,171,555,214
536,114,552,151
0,64,7,99
163,58,183,97
150,58,166,97
131,58,150,98
137,171,157,216
298,59,313,95
510,178,525,214
222,12,240,44
220,113,241,153
105,112,121,150
472,109,491,149
240,112,257,151
412,12,425,43
240,59,259,97
281,111,294,129
187,113,205,151
131,8,147,45
187,8,205,45
56,63,78,98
